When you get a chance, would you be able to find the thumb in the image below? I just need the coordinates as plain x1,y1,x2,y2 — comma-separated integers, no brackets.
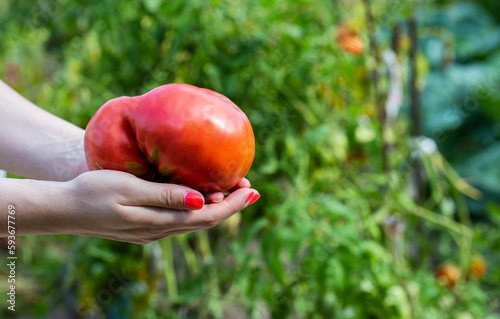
125,178,205,210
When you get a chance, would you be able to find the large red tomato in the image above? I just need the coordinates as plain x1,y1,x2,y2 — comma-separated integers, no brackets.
84,83,255,192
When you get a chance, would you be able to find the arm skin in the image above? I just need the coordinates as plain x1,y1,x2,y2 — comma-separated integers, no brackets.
0,80,88,181
0,80,259,244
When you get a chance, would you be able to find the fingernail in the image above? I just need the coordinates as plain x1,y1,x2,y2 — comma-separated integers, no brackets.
245,192,255,203
209,193,224,204
185,193,204,210
249,193,260,205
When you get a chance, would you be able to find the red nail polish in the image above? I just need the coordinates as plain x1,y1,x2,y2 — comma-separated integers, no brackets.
245,192,255,203
249,194,260,205
185,193,204,210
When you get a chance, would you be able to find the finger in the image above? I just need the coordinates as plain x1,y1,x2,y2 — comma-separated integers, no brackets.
205,192,224,204
123,188,258,229
118,188,259,233
117,205,200,232
122,178,205,210
237,178,251,188
176,183,223,205
204,178,251,202
184,188,260,229
226,177,251,194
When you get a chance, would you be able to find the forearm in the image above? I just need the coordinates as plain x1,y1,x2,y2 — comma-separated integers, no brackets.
0,80,87,181
0,178,73,236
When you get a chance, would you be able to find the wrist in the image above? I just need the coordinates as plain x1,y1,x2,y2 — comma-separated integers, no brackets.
45,131,88,181
0,178,75,236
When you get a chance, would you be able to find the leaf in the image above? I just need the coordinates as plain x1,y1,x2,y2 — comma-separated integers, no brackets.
143,0,162,13
454,142,500,193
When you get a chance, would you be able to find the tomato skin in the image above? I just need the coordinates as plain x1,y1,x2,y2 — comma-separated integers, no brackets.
336,24,364,56
84,84,255,192
435,263,461,288
469,255,487,279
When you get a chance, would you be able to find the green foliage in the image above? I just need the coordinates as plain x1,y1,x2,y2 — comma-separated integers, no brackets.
1,0,499,318
419,1,500,213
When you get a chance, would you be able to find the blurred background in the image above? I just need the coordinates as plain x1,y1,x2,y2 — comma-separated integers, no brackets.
1,0,499,318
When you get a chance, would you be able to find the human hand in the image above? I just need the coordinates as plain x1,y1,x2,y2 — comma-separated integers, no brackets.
61,132,250,204
63,170,259,244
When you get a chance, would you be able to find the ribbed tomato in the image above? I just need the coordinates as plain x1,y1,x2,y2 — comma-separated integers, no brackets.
84,83,255,192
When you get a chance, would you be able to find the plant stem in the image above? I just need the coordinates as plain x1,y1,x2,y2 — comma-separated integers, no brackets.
161,238,178,300
392,23,402,54
363,0,388,172
177,235,199,274
197,230,213,263
408,15,423,205
409,15,421,137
